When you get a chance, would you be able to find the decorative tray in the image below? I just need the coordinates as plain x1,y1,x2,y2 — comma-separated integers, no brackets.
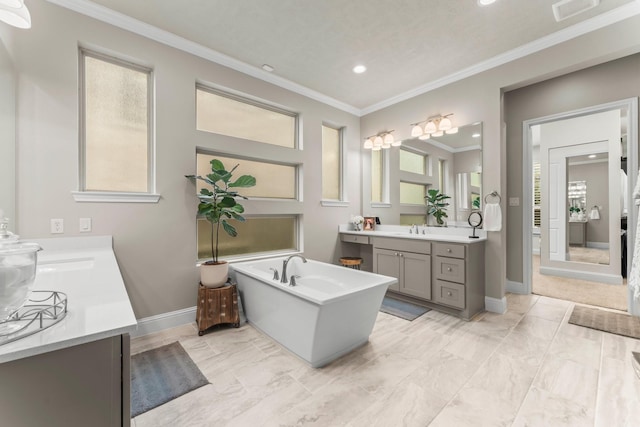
0,291,68,346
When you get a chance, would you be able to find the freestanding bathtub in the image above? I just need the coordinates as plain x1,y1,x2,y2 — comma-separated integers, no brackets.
229,256,396,368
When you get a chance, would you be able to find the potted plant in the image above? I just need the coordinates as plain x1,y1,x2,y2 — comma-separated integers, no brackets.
425,188,451,226
186,159,256,287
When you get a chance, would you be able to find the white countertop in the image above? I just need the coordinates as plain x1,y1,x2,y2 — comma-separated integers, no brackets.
339,224,487,244
0,236,137,363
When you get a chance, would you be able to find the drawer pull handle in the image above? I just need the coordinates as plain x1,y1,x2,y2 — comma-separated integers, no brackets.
447,291,452,296
447,267,452,272
447,248,452,253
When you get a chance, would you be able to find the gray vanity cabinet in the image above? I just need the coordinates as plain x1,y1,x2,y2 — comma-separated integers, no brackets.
373,238,431,300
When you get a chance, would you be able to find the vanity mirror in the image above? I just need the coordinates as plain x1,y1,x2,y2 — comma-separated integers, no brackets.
367,122,482,227
0,39,16,227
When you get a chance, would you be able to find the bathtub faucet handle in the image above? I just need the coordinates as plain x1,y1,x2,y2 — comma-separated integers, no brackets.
269,268,280,281
289,275,301,287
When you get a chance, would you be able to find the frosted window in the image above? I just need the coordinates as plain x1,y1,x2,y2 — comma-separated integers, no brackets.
198,217,297,259
400,149,425,175
196,87,296,148
196,153,296,199
322,125,341,200
371,150,383,203
82,53,151,192
400,182,426,205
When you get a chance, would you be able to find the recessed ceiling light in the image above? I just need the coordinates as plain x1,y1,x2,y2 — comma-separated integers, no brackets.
478,0,497,5
353,65,367,74
472,133,481,138
588,154,597,159
261,64,275,72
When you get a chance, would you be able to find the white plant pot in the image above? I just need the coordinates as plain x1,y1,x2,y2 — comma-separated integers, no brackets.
200,261,228,288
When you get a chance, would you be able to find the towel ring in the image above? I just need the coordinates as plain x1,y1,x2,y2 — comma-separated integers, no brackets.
484,191,501,204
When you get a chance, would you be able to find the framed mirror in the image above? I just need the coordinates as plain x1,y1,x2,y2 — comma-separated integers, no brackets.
0,39,15,228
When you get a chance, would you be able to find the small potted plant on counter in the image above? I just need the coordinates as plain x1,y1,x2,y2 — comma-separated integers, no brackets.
425,188,451,226
186,159,256,287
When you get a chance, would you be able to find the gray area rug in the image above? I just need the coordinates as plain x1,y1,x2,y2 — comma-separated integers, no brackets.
569,305,640,339
380,296,430,321
131,341,209,418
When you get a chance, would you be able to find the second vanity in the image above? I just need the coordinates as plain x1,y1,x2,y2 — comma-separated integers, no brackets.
340,225,486,320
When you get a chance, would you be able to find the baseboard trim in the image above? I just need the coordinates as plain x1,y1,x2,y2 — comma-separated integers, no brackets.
506,280,527,294
539,266,622,285
586,242,609,249
132,306,196,338
485,296,507,314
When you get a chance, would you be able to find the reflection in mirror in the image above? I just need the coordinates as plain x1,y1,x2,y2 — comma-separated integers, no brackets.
0,39,15,228
397,122,482,226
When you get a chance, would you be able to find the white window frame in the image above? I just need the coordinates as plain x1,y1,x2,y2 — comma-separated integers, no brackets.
73,48,158,203
194,84,303,261
321,123,348,207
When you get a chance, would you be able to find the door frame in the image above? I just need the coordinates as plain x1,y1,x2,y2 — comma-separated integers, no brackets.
522,98,639,314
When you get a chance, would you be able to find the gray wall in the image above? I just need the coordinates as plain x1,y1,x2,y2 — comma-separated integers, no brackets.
569,162,609,244
504,53,640,284
0,30,15,229
5,0,360,319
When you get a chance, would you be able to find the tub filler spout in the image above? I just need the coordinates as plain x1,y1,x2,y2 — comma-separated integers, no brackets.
280,254,307,284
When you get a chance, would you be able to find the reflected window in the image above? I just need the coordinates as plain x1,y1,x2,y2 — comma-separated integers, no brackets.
400,182,426,205
400,149,426,175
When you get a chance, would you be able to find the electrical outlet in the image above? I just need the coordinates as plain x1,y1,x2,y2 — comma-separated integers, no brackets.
79,217,92,232
50,218,64,234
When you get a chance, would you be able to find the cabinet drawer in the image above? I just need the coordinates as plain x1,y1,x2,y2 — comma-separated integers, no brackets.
373,237,431,254
434,256,465,284
434,243,465,259
433,279,465,309
341,233,370,245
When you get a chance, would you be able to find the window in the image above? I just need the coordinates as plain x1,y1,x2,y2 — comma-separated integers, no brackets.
77,49,155,201
438,159,446,193
400,182,426,205
194,85,301,261
196,86,296,148
321,125,342,201
400,149,426,175
400,214,426,226
371,149,383,203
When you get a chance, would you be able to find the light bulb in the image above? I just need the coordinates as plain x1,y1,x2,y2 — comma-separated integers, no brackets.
411,125,423,137
382,143,391,149
439,117,452,131
384,133,394,145
363,138,373,149
373,136,383,147
424,121,437,134
432,131,444,137
372,146,382,151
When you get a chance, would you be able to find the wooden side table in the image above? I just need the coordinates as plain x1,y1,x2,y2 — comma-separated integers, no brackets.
196,283,240,336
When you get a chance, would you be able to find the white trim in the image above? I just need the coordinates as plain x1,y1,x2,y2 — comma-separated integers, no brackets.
485,296,507,314
46,0,640,116
131,306,196,337
370,202,392,208
539,266,622,285
320,200,350,207
72,191,161,203
506,280,527,295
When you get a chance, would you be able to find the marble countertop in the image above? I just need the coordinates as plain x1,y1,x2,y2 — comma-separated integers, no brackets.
0,236,137,363
339,225,487,244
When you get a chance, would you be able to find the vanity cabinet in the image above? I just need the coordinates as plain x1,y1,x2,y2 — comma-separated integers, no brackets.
373,237,431,300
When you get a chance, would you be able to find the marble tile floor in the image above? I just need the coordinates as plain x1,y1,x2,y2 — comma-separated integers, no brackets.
131,293,640,427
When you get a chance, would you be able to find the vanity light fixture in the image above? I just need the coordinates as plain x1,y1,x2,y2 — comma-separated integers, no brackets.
363,130,399,150
409,114,458,139
0,0,31,29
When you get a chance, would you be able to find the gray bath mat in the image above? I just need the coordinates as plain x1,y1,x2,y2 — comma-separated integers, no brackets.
568,305,640,339
380,296,430,321
131,341,209,417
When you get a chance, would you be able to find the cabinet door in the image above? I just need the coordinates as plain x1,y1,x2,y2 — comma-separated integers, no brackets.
401,252,431,300
374,248,400,291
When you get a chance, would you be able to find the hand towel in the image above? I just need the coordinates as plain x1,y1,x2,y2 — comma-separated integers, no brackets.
483,202,502,232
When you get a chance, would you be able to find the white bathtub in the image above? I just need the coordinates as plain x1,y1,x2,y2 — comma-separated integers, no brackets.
229,256,396,368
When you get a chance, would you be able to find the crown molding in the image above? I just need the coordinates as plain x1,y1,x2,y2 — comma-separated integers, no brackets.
46,0,361,116
360,0,640,116
48,0,640,118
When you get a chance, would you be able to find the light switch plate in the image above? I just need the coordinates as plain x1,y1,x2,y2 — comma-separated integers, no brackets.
509,197,520,207
79,217,92,232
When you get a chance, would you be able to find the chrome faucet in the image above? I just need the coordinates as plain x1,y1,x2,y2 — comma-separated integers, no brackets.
410,224,419,234
280,254,307,284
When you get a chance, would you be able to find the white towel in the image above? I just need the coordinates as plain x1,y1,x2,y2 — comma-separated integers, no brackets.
483,202,502,231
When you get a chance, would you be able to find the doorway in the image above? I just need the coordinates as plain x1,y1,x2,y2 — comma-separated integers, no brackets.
522,98,639,314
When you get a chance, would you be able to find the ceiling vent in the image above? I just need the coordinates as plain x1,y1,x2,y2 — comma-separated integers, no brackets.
552,0,600,22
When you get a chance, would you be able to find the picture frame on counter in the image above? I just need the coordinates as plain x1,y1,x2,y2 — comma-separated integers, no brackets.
363,217,375,231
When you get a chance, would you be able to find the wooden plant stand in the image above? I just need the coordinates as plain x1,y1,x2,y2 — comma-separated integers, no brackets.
196,282,240,335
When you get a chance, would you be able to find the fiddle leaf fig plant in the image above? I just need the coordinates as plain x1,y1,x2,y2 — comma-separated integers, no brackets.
425,188,451,226
186,159,256,264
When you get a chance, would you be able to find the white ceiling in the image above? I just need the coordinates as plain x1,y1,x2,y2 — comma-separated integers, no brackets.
55,0,639,115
